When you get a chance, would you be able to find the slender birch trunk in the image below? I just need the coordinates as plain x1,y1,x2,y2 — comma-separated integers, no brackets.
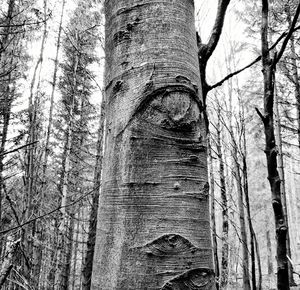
92,0,215,288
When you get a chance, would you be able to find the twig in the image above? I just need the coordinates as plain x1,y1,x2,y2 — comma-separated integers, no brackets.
255,107,265,123
0,141,38,157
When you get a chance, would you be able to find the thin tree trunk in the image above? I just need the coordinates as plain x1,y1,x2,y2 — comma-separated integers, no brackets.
71,213,80,289
92,0,215,288
54,91,75,290
208,134,220,290
42,0,66,182
242,151,257,290
239,95,260,290
0,0,15,260
232,150,251,290
82,99,105,290
27,1,48,286
253,232,262,290
216,111,229,289
64,215,75,289
260,1,290,288
45,1,66,286
226,63,250,290
54,33,79,290
274,82,296,286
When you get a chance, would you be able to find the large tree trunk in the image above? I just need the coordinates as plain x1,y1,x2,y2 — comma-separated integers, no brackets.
92,0,215,289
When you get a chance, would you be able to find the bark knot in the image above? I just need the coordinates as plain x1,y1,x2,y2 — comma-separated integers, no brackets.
161,268,214,290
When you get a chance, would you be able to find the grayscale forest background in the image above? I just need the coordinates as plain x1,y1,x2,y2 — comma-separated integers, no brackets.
0,0,300,289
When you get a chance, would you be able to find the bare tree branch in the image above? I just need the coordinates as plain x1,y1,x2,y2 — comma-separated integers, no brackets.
203,0,231,61
273,2,300,66
209,25,300,91
0,141,38,157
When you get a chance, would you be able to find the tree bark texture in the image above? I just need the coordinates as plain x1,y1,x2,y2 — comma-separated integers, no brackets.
92,0,215,289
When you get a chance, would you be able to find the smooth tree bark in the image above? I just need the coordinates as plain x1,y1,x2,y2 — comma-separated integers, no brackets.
258,0,300,289
92,0,216,288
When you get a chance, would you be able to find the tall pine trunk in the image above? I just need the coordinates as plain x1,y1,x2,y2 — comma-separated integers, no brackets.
92,0,215,288
82,100,105,290
54,46,78,290
45,1,66,286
